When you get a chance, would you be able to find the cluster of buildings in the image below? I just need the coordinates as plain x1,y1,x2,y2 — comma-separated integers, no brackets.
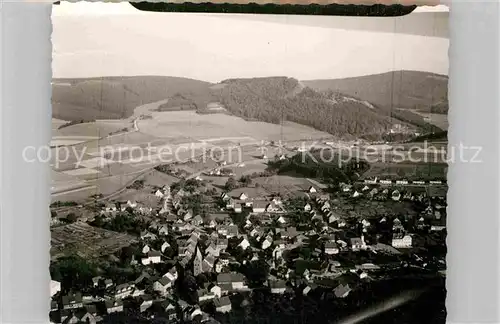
50,170,447,323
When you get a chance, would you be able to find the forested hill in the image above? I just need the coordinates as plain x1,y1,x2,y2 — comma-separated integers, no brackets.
303,71,449,114
216,77,405,139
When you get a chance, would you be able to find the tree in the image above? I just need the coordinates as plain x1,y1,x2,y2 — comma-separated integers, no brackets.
66,213,78,223
224,177,238,191
50,256,97,292
242,260,270,287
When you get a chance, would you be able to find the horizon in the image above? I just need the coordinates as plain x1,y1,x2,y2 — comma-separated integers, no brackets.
51,69,449,85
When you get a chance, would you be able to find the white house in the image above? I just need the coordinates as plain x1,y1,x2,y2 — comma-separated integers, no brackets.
304,203,312,212
105,299,124,314
238,238,250,250
210,285,222,298
392,235,413,248
114,283,135,299
140,295,153,313
153,277,172,297
324,242,339,255
164,267,179,282
141,250,162,265
155,190,164,198
269,279,287,294
239,193,249,200
158,225,169,236
50,280,61,297
308,186,317,193
262,236,273,250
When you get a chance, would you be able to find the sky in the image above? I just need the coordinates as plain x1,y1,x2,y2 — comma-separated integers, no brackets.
52,2,449,83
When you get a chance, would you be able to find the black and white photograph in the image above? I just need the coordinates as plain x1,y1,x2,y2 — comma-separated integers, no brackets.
47,2,449,323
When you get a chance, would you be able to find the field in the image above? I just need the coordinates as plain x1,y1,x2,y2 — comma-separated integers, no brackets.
395,109,448,130
50,222,137,260
137,110,332,143
252,175,320,198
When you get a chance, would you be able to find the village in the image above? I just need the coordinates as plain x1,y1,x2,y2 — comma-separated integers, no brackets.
49,153,447,324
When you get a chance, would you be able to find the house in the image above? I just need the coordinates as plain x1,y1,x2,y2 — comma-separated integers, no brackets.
158,225,169,236
105,299,124,314
350,237,366,251
206,244,221,257
155,189,165,198
219,224,238,238
392,235,413,248
134,272,152,286
203,255,216,272
277,215,287,224
302,283,318,296
51,280,61,297
252,200,269,213
334,284,352,298
140,295,154,312
221,193,231,201
198,288,217,302
324,241,339,255
161,300,177,321
238,237,250,250
140,231,157,241
282,226,298,239
239,193,249,200
164,266,179,282
214,296,232,313
269,279,287,294
216,238,229,250
262,236,273,250
62,310,97,324
166,213,178,223
51,300,58,312
183,210,194,221
206,218,217,228
153,277,172,296
161,241,171,253
104,279,113,288
62,293,83,310
141,250,162,265
308,186,317,193
114,283,135,299
217,272,246,290
192,214,204,226
304,203,312,212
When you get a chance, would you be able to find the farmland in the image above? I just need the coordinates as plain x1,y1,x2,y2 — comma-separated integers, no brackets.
50,222,137,260
50,73,448,204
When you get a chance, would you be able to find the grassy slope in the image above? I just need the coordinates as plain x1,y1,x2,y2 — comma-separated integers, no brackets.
52,76,213,121
302,70,448,113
